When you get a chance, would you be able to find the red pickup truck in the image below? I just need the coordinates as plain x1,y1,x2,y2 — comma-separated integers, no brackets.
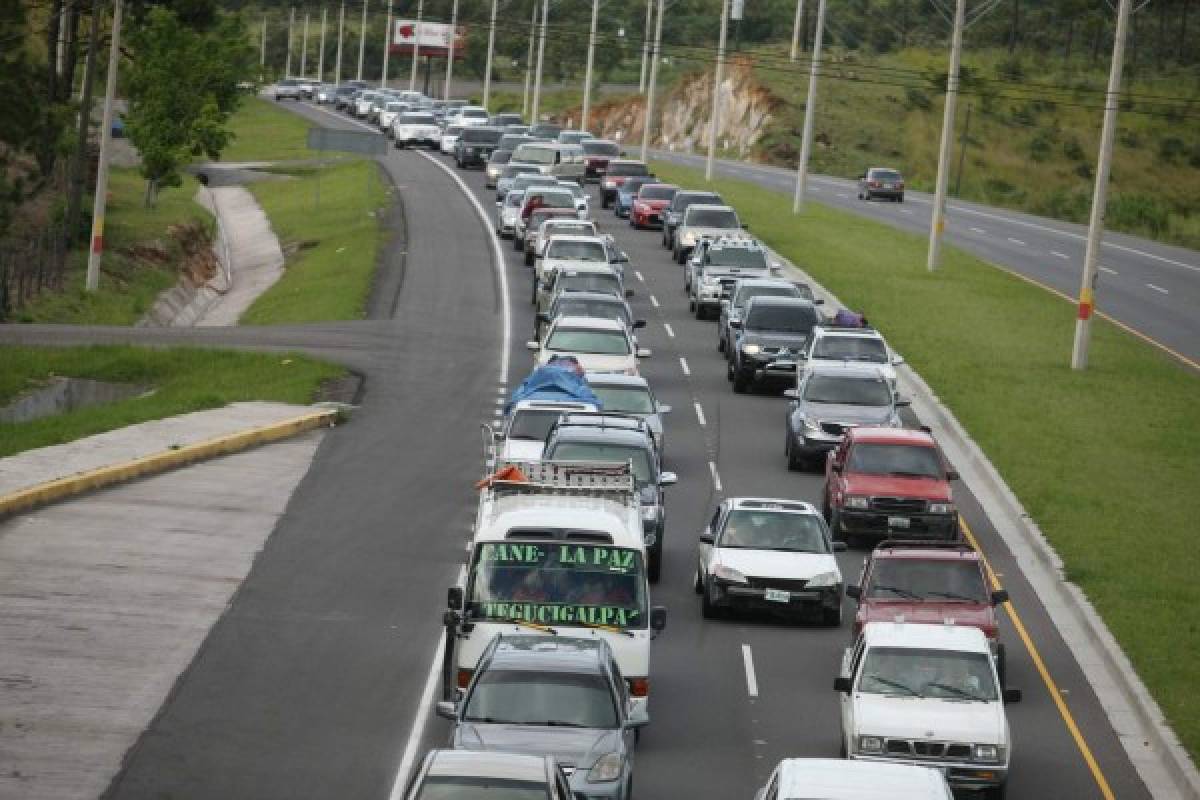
822,426,961,547
846,540,1010,685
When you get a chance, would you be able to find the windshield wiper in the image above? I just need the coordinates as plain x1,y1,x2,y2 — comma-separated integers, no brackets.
923,682,985,701
489,617,559,635
527,720,590,728
887,470,936,478
463,715,505,723
867,676,919,696
925,590,983,602
574,620,635,637
871,584,923,600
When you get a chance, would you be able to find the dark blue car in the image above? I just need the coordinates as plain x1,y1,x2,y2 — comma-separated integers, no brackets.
613,175,657,219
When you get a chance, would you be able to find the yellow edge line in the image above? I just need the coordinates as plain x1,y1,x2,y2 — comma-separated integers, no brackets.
0,409,338,518
961,516,1117,800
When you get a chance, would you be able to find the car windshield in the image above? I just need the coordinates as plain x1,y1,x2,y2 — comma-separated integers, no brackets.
607,163,649,177
734,285,799,310
813,336,889,363
589,385,654,413
686,208,739,228
639,186,675,201
416,777,550,800
549,443,653,483
513,175,558,189
867,559,988,603
503,165,539,179
708,247,767,269
531,191,575,209
468,541,647,629
557,183,585,199
385,102,406,111
544,223,595,238
554,298,629,326
489,151,513,164
545,328,630,356
621,179,655,195
514,145,556,164
445,126,464,136
507,409,573,441
399,113,435,124
499,135,532,150
546,241,607,262
462,128,503,144
848,443,942,477
463,108,489,118
674,193,721,211
803,375,892,406
870,169,903,182
744,304,816,333
583,141,621,156
858,647,997,701
464,670,618,728
718,510,829,552
557,274,621,297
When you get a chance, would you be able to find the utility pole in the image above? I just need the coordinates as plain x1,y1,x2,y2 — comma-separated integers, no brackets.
581,0,600,131
790,0,805,60
483,0,499,107
926,0,965,270
86,0,122,293
954,103,971,196
409,0,423,91
260,14,268,81
639,0,665,160
335,1,345,83
444,0,459,100
638,0,652,93
301,11,309,78
286,7,295,77
522,3,536,118
1072,0,1132,369
792,0,826,212
381,0,392,87
530,0,549,122
357,0,367,81
705,0,730,180
318,7,328,81
67,0,103,245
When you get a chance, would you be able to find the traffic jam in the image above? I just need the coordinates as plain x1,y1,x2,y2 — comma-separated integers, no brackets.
320,86,1024,800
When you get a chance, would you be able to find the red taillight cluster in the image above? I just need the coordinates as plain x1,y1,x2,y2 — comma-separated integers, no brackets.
457,668,473,689
627,676,649,697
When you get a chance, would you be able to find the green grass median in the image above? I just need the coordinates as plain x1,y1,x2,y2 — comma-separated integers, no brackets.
0,346,343,458
651,160,1200,758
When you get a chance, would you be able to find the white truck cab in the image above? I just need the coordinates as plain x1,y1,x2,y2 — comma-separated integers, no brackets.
756,758,953,800
447,460,666,716
835,622,1020,798
493,399,599,462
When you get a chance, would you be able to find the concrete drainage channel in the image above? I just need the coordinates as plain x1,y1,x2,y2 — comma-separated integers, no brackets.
765,244,1199,800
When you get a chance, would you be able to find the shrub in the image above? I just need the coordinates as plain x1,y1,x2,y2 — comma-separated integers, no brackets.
1108,194,1170,237
1119,128,1142,148
1063,136,1085,162
904,87,932,111
1158,136,1187,163
1029,132,1054,162
995,56,1024,81
1075,162,1094,180
1010,103,1036,126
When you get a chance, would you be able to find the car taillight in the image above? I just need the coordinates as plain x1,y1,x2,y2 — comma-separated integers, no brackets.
896,181,904,189
869,180,881,188
627,677,649,697
457,668,473,689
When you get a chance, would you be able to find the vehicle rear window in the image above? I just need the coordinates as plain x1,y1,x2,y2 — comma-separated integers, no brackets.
870,169,902,182
686,208,739,228
673,192,722,211
848,443,942,478
546,240,608,262
745,302,817,333
813,336,888,363
416,777,550,800
866,558,988,603
445,125,464,136
639,186,676,201
462,108,489,119
583,141,621,156
590,385,654,414
397,113,434,124
557,273,621,297
503,165,540,179
549,442,652,483
556,299,629,326
513,145,556,165
499,135,533,150
708,246,767,269
607,162,649,176
489,151,513,164
461,128,502,143
529,191,576,209
734,285,800,309
546,328,631,356
802,375,891,406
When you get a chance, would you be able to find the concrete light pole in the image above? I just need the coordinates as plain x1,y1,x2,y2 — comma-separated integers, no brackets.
705,0,730,180
86,0,123,292
483,0,499,107
581,0,600,131
301,12,309,77
318,6,328,81
286,7,295,77
638,0,652,93
522,4,536,118
335,1,345,83
357,0,368,80
530,0,549,122
381,0,393,87
1072,0,1132,369
260,14,268,80
789,0,805,60
444,0,460,100
926,0,965,270
409,0,423,91
639,0,665,160
792,0,825,212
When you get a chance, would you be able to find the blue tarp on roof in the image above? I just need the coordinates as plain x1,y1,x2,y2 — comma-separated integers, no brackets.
505,364,602,414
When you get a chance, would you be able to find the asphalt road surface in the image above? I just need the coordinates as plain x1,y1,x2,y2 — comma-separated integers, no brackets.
83,102,1155,799
652,150,1200,368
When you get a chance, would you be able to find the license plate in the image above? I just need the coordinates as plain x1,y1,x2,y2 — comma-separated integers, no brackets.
771,360,796,370
887,516,910,529
884,182,895,189
764,588,791,603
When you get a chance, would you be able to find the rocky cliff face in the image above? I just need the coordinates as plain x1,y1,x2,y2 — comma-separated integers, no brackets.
561,58,778,158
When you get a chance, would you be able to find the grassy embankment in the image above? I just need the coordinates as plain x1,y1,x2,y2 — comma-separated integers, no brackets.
651,159,1200,758
741,45,1200,249
0,347,341,458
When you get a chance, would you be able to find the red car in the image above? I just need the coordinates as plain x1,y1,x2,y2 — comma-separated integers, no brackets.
822,426,961,546
630,183,678,230
600,159,651,208
846,540,1010,684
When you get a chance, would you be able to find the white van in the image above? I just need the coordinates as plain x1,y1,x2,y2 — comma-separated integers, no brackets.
511,143,586,183
446,460,666,715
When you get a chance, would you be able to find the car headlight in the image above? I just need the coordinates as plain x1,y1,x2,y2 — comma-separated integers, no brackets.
858,735,884,754
742,344,761,355
712,564,748,584
802,416,822,433
701,276,720,288
641,505,660,521
681,232,696,246
807,570,840,588
587,752,623,783
844,495,870,510
973,744,1003,763
929,502,956,515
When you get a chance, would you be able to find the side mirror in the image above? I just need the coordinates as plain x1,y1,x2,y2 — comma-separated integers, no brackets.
834,676,852,693
699,531,714,544
657,403,672,414
649,606,667,631
625,288,635,298
536,312,549,322
946,469,960,481
729,319,742,328
637,347,652,358
1003,688,1023,704
435,700,458,720
624,707,651,729
770,261,781,271
892,355,906,365
782,388,800,399
990,589,1010,606
658,471,677,486
895,396,912,407
814,298,825,305
833,540,848,552
633,319,647,329
616,253,629,263
741,223,750,230
447,586,464,610
831,461,843,473
845,585,861,599
525,340,540,351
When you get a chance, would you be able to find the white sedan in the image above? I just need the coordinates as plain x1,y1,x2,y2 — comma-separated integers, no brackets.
527,315,649,376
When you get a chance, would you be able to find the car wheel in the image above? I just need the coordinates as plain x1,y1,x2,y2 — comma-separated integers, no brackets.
530,280,538,305
732,369,750,394
647,546,662,583
822,602,843,627
717,333,725,353
898,194,905,203
839,735,848,759
513,235,523,252
675,248,686,265
601,196,610,209
524,250,534,267
695,304,706,320
985,783,1007,800
701,578,722,619
996,643,1008,689
786,432,804,472
688,297,695,312
693,567,704,595
726,359,735,382
829,509,845,542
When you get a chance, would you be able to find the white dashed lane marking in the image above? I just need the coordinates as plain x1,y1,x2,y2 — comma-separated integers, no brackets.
708,461,723,492
679,357,691,376
969,227,987,234
1100,267,1119,275
635,270,645,282
650,295,660,308
1008,238,1027,246
664,323,675,338
1146,283,1169,294
694,402,707,427
742,645,759,698
1051,251,1070,260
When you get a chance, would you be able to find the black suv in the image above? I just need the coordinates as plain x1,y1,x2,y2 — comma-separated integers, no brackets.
727,296,821,393
661,190,723,250
718,278,812,354
455,126,503,169
543,413,677,581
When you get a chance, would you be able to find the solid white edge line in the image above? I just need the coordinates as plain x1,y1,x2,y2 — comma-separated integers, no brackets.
969,227,986,234
1051,251,1071,260
708,461,723,492
741,644,759,698
663,323,675,338
1007,238,1026,246
1100,266,1119,275
679,357,690,376
1146,283,1169,294
693,401,706,427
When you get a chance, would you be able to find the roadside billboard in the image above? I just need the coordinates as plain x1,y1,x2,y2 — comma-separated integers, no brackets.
390,20,467,57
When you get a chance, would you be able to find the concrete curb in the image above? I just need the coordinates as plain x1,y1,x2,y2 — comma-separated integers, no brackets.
757,243,1199,800
0,409,339,520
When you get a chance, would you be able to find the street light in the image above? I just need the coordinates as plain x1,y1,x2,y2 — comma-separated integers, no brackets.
530,0,550,123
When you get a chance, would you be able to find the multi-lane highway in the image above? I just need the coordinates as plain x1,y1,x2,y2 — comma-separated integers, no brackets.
653,150,1200,367
92,101,1156,799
